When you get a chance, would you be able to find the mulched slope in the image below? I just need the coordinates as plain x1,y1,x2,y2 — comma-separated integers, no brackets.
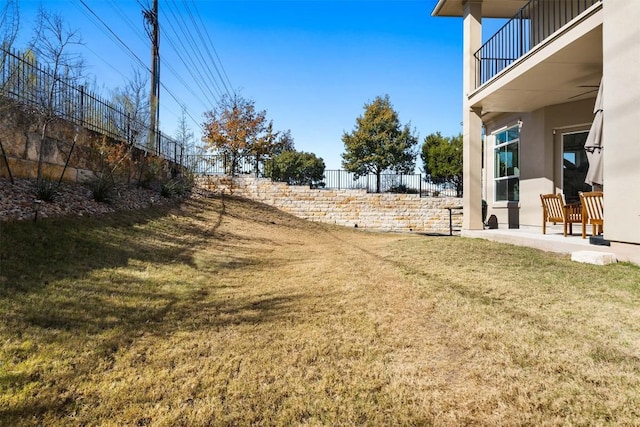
0,178,176,222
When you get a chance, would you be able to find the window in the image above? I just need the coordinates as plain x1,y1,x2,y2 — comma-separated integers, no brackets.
494,125,519,202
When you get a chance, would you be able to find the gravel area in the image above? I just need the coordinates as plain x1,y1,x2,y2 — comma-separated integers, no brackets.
0,178,180,222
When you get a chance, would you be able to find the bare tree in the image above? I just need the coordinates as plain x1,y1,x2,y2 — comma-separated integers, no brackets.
175,106,195,156
111,68,150,147
1,0,19,56
98,69,152,185
0,0,20,183
30,6,84,184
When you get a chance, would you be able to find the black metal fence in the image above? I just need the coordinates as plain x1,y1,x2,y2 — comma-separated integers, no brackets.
184,154,261,176
322,170,457,196
474,0,601,87
186,154,461,197
0,46,183,164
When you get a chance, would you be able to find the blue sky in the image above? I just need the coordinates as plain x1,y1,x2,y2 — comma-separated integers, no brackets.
14,0,465,170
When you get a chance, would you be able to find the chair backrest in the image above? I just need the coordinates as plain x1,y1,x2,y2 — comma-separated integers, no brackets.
540,193,565,221
579,191,604,221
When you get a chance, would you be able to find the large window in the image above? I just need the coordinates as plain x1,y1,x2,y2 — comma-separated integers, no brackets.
494,125,519,202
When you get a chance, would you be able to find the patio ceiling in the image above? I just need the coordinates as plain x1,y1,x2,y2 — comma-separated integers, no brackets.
432,0,529,18
469,23,603,119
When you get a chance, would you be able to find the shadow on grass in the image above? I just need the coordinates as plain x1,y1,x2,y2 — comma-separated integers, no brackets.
0,196,271,292
0,195,310,423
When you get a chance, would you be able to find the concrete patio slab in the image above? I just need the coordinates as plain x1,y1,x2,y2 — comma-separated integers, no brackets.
462,224,640,266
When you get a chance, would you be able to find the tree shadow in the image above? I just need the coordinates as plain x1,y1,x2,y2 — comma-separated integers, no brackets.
0,196,315,423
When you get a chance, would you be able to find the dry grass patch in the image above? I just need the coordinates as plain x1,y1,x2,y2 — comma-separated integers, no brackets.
1,194,639,425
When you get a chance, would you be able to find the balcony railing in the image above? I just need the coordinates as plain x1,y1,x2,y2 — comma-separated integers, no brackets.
474,0,601,87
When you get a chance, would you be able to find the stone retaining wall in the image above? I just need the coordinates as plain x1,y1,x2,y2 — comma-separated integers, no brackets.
196,176,463,234
0,103,174,184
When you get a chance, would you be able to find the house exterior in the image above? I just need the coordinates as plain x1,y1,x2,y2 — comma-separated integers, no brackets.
432,0,640,245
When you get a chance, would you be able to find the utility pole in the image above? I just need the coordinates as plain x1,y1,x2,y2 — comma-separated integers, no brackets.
143,0,160,154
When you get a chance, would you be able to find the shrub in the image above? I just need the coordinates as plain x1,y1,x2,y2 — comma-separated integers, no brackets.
139,156,166,189
387,184,419,194
161,176,193,198
35,178,57,202
89,177,116,204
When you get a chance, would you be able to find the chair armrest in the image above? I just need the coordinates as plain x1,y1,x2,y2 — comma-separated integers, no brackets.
564,203,582,220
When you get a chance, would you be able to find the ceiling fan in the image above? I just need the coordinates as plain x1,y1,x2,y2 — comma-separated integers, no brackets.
568,84,599,100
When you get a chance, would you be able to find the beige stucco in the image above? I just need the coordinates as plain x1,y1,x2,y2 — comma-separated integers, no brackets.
435,0,640,245
462,1,484,230
601,1,640,244
484,99,594,228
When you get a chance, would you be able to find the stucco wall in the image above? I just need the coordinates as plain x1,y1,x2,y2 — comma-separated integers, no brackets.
602,1,640,244
197,176,464,234
484,99,595,228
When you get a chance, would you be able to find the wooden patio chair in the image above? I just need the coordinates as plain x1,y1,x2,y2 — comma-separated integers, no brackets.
579,191,604,239
540,193,582,237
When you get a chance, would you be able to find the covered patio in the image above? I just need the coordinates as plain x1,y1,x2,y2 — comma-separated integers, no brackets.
462,225,640,266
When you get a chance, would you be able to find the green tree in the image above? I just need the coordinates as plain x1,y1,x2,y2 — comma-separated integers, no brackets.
248,122,294,177
421,132,463,197
202,93,266,176
341,95,417,193
266,150,325,187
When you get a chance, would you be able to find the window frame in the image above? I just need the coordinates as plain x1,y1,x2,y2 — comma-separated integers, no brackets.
493,124,520,202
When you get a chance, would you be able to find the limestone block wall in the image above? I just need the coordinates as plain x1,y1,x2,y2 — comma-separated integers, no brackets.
197,176,464,234
0,105,173,184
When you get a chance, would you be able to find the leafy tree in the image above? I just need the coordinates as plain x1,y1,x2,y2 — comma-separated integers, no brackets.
275,129,295,155
341,95,417,193
266,150,325,187
202,93,266,176
421,132,463,197
248,122,296,177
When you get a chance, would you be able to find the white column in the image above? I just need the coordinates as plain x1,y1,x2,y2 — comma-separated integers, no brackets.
601,1,640,244
462,0,484,230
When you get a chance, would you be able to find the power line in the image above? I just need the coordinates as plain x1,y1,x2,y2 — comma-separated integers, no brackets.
162,0,224,104
75,0,149,72
185,0,234,96
161,3,220,106
73,0,234,138
107,0,149,46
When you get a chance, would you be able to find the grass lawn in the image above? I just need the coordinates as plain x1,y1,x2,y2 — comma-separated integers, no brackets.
1,194,640,426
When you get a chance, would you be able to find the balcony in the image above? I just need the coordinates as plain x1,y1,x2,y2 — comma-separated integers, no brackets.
475,0,602,88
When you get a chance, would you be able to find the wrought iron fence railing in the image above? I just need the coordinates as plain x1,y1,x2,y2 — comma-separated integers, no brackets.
184,154,260,176
474,0,601,87
0,46,183,164
186,154,461,198
322,170,459,197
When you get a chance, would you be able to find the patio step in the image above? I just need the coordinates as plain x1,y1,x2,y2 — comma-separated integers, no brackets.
571,250,618,266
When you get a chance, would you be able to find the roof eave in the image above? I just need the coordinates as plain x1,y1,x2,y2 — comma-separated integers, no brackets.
431,0,462,17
